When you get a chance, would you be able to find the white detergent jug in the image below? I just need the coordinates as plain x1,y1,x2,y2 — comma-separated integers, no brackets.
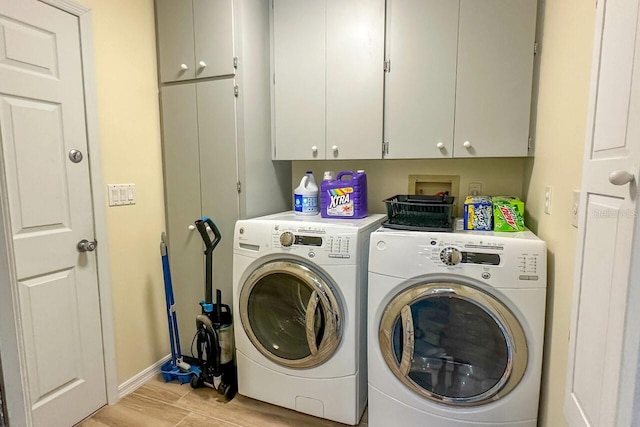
293,171,319,215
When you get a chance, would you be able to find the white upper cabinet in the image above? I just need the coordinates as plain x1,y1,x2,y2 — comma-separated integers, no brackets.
272,0,385,160
384,0,537,158
453,0,537,158
384,0,459,159
156,0,235,83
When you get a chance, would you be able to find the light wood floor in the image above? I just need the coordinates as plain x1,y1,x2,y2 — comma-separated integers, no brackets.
77,375,368,427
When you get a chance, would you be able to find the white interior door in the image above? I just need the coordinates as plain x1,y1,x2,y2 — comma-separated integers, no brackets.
565,0,640,426
0,1,106,426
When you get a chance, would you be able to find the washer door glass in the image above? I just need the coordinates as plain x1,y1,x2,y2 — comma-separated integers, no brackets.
240,260,342,369
379,282,528,406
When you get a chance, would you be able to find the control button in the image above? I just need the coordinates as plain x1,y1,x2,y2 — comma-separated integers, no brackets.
308,252,315,258
280,231,294,247
430,240,437,246
519,275,530,281
529,275,539,281
440,247,462,266
481,272,491,280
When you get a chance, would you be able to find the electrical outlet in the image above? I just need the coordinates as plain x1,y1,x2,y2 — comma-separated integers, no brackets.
468,182,482,196
572,190,580,227
544,186,552,215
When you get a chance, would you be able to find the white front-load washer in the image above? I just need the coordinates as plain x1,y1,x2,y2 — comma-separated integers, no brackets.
368,227,547,427
233,212,386,425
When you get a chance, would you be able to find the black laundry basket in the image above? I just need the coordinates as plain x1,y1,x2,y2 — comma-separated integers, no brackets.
383,194,455,232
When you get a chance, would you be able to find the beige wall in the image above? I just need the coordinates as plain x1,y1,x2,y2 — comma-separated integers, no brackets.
78,0,168,383
293,158,526,216
523,0,595,425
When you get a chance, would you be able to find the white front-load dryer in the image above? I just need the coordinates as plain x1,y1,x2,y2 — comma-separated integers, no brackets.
233,212,385,425
368,228,547,427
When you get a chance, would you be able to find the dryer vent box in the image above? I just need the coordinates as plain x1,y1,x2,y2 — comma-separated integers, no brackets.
409,175,461,216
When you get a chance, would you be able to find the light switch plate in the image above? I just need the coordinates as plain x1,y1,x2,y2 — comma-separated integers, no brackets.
107,184,136,206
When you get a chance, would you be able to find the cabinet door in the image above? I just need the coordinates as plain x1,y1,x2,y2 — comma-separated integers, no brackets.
272,0,326,160
156,0,196,83
193,0,235,78
384,0,458,159
197,79,239,304
453,0,536,157
160,84,204,346
326,0,385,159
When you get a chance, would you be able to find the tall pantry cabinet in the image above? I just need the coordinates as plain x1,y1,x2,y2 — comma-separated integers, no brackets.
156,0,291,347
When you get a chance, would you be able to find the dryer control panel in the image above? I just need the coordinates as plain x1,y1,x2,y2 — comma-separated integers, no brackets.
370,229,547,288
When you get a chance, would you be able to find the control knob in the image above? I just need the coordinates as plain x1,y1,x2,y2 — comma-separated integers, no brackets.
280,231,294,247
440,247,462,266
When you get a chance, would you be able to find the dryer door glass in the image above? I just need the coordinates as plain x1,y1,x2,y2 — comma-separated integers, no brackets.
240,260,342,369
379,282,528,406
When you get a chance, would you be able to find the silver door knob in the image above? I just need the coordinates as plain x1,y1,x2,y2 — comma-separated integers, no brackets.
608,170,635,186
77,239,97,252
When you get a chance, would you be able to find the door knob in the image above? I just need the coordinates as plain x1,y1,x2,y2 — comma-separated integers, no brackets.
609,170,635,186
198,61,207,68
436,142,445,149
332,145,338,152
463,141,472,149
77,239,97,252
180,63,189,71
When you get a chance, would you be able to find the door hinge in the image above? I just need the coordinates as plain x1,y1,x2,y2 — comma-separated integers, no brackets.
384,60,391,73
233,56,238,69
528,136,532,150
534,42,538,55
273,73,275,85
382,140,389,156
237,181,242,193
234,84,239,97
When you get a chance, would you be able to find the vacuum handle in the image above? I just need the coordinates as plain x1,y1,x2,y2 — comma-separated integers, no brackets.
195,217,222,254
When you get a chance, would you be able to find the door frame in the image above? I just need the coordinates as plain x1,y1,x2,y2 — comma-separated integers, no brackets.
0,0,118,425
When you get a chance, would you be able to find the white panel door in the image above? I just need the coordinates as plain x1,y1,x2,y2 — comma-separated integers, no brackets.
0,1,106,426
453,0,536,158
326,0,384,160
272,0,325,160
193,0,235,78
565,0,640,426
384,0,458,159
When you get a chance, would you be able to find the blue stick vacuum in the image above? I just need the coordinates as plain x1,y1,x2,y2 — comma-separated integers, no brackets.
159,232,201,383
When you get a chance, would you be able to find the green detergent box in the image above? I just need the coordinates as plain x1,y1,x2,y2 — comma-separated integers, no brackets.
493,196,525,231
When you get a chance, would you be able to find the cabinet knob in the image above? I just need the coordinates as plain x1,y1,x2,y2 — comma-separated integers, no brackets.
188,225,196,231
198,61,207,68
180,63,189,71
311,146,318,153
436,142,445,149
332,145,338,152
463,141,472,149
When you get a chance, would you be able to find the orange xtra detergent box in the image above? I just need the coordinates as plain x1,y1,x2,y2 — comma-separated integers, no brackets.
493,196,525,231
463,196,493,230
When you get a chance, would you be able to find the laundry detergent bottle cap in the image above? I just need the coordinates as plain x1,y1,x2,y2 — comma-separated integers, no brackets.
293,171,319,215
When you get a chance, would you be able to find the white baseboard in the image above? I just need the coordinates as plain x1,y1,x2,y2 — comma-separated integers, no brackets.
118,354,170,399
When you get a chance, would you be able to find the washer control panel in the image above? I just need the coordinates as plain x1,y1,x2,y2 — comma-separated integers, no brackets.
271,225,353,260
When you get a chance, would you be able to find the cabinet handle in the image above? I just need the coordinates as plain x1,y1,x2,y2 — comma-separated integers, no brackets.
180,63,189,71
332,145,338,152
311,146,318,154
463,141,472,149
188,225,196,231
436,142,445,150
198,61,207,68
